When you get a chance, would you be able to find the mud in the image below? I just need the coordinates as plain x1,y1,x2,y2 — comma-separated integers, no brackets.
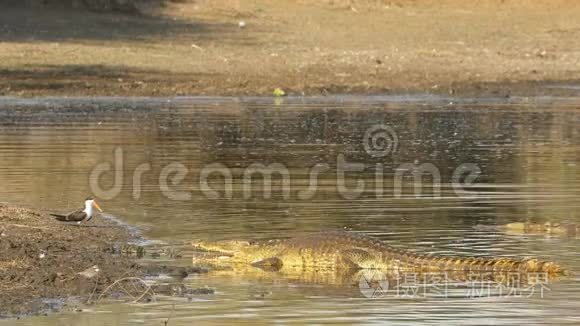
0,203,143,317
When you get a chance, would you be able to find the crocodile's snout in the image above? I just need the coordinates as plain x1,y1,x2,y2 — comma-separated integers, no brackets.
192,239,252,255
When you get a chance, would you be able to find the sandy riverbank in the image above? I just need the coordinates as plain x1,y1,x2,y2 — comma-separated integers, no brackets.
0,203,141,316
1,0,579,97
0,202,211,318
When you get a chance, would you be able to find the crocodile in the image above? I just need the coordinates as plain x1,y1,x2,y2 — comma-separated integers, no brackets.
192,231,567,281
501,222,579,238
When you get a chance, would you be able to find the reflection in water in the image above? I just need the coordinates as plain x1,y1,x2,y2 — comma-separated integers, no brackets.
0,97,579,325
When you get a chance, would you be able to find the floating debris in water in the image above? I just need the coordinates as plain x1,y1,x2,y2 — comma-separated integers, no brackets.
273,88,286,97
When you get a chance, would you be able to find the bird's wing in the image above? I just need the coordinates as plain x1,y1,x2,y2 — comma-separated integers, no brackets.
49,213,68,220
69,210,88,222
61,210,87,222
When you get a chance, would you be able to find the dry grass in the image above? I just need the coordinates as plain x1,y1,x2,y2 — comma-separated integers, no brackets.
0,258,30,291
0,258,29,271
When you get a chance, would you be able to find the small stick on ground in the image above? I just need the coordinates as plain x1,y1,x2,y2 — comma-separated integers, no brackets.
164,304,175,326
97,277,153,303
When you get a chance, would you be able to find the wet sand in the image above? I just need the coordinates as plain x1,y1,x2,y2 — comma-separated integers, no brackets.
1,0,580,97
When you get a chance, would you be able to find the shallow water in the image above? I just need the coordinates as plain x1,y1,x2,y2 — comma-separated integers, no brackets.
0,96,579,325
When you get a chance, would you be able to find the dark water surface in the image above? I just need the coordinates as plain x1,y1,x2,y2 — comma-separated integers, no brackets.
0,96,579,325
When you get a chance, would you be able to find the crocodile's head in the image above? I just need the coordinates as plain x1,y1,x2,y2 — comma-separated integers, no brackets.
192,239,281,264
192,240,253,256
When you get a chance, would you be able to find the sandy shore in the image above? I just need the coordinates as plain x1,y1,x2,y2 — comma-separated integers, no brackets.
1,0,579,97
0,202,211,317
0,203,142,316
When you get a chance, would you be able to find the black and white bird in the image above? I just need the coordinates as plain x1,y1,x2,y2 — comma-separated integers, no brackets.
50,198,103,224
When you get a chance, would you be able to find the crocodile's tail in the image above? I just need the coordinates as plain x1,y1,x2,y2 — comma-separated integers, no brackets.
417,255,567,277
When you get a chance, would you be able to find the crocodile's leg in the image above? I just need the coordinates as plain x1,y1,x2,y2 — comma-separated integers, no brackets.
339,248,386,270
251,257,284,271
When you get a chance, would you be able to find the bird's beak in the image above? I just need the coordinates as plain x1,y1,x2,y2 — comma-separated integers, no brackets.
92,200,103,212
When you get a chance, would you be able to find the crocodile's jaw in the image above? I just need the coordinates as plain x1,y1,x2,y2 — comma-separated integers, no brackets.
192,239,281,264
191,240,252,256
